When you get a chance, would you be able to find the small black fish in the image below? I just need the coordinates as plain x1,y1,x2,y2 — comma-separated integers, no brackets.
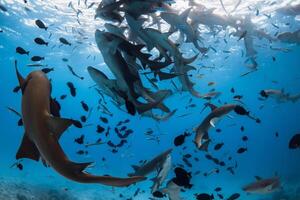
59,37,71,45
153,191,166,198
97,125,105,133
214,143,224,151
16,163,23,170
0,4,8,12
123,119,130,123
237,147,247,154
18,118,23,126
230,88,235,93
174,132,189,146
240,126,245,132
31,56,44,61
205,154,213,160
173,167,192,189
216,128,222,133
76,150,88,155
100,117,108,124
272,56,276,62
60,94,67,99
184,154,192,158
16,47,29,55
289,134,300,149
34,37,48,46
219,161,225,166
81,101,89,111
242,136,248,141
275,132,279,138
13,86,21,93
214,187,222,192
74,134,84,144
80,115,87,122
120,126,126,131
67,82,76,97
227,193,240,200
41,68,54,74
233,95,243,99
35,19,48,30
195,193,214,200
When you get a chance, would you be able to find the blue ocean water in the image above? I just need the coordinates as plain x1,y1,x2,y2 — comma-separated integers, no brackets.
0,0,300,199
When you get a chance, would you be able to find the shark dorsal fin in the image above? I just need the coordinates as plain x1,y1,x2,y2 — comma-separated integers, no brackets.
255,176,262,181
15,60,28,94
180,7,191,22
47,116,74,140
16,133,40,161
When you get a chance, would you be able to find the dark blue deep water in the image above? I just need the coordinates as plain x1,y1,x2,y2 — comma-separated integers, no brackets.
0,0,300,199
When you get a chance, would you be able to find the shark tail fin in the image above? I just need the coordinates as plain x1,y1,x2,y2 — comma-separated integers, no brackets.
134,92,168,114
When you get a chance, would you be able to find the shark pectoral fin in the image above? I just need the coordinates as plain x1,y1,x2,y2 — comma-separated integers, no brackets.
209,117,220,128
108,39,122,54
16,134,40,161
182,54,199,65
182,65,196,73
47,116,74,140
199,139,211,152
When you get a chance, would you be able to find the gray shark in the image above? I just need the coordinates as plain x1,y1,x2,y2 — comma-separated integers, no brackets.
160,8,208,53
278,29,300,44
15,66,144,187
128,148,173,177
87,66,175,119
151,154,172,193
142,28,201,97
161,180,182,200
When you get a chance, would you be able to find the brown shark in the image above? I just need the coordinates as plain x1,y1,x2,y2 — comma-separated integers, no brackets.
242,176,280,194
15,65,144,187
194,104,239,150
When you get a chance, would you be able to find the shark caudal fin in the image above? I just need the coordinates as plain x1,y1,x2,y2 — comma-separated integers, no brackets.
134,92,168,114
